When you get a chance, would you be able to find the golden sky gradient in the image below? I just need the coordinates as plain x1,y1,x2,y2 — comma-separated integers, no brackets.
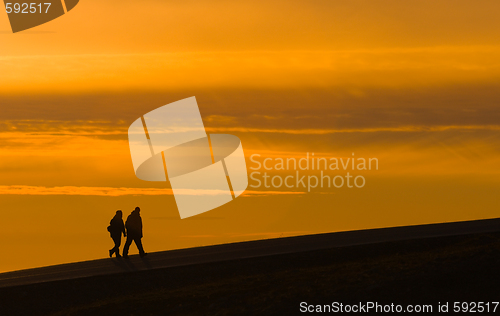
1,0,500,272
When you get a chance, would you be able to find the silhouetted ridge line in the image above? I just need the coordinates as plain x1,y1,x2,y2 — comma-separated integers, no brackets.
0,217,499,288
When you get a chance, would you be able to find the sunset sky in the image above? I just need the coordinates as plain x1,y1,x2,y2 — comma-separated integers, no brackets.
1,0,500,272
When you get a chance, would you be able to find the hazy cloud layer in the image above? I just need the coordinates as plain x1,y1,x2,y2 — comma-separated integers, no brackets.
1,84,500,132
0,185,306,196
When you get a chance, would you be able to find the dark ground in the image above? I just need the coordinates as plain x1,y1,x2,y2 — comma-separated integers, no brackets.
1,231,500,315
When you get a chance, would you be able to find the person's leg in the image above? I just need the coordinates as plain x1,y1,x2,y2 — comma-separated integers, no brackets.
134,237,145,255
122,236,133,257
109,235,119,257
115,236,122,257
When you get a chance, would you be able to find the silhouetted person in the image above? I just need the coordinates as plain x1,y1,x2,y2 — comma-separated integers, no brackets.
123,207,147,258
108,210,126,258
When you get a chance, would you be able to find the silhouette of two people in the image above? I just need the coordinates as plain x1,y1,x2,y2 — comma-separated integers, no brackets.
108,207,147,259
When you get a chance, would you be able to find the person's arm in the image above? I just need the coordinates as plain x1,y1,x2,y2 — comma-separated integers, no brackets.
139,217,143,238
121,220,127,237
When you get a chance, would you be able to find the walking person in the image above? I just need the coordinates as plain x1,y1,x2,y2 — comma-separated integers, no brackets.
123,207,147,259
108,210,126,258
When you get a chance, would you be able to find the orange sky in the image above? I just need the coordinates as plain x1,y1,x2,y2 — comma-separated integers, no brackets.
1,0,500,273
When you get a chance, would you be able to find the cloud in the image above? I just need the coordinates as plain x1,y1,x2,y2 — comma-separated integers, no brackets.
2,47,500,94
0,120,126,136
3,119,500,139
207,125,500,135
0,185,306,197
